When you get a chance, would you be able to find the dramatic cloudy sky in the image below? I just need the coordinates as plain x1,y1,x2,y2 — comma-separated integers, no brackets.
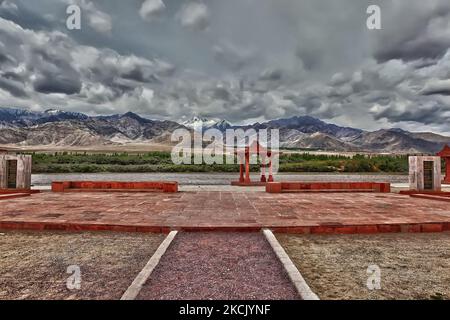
1,0,450,134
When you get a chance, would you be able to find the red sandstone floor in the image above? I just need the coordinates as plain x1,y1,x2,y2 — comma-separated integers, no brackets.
0,191,449,233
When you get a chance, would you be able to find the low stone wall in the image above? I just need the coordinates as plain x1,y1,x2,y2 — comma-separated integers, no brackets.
266,182,391,193
52,181,178,193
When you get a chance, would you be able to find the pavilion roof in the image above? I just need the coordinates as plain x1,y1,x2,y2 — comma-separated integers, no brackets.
230,140,281,155
437,144,450,157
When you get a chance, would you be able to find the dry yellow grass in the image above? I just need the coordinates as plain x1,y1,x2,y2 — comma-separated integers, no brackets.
277,232,450,300
0,230,164,300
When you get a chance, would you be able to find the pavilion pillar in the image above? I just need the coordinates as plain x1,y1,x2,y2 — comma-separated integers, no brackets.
245,150,250,183
268,163,274,182
260,155,266,182
267,152,274,182
239,163,244,182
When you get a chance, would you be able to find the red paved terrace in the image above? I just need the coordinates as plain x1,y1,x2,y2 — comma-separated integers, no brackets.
0,191,449,234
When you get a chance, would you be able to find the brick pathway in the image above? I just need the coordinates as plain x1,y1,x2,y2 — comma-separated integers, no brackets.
0,191,449,233
136,232,299,300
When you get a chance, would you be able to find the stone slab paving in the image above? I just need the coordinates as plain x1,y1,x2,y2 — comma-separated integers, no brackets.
0,191,449,232
136,232,300,300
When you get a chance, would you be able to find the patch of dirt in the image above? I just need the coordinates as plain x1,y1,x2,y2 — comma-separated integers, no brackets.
0,230,164,300
277,232,450,300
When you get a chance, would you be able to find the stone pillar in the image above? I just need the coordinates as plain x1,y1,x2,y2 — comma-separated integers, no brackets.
268,163,274,182
432,158,441,191
0,155,7,189
239,163,244,182
0,154,32,190
267,152,274,182
409,156,441,191
260,162,266,182
245,149,250,183
409,156,420,191
16,155,32,189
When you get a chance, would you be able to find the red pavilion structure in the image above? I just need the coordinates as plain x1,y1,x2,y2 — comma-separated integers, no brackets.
231,140,279,186
437,144,450,184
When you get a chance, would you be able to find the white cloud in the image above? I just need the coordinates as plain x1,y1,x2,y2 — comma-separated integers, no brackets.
212,41,257,71
177,2,210,31
87,10,112,34
139,0,166,22
66,0,112,34
0,0,18,12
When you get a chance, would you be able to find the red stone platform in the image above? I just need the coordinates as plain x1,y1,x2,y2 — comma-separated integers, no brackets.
0,191,449,234
266,182,391,193
231,181,267,186
51,181,178,193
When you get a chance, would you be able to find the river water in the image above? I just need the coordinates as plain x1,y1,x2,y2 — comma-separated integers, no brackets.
31,172,408,186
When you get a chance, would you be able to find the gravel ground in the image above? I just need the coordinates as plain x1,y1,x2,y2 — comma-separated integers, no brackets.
277,232,450,300
137,232,299,300
0,230,164,300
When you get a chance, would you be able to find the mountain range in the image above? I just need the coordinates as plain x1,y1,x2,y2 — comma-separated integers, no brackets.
0,107,449,153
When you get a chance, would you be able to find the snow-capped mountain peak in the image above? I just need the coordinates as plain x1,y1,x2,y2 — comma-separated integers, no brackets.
182,116,231,131
44,108,63,115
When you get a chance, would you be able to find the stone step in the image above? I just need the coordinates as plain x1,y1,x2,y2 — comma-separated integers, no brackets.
281,189,375,193
410,194,450,202
0,193,31,200
63,188,166,193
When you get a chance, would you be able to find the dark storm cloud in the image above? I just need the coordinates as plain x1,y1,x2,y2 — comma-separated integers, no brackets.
422,88,450,96
33,73,82,95
421,80,450,96
0,77,27,97
295,46,322,71
361,91,393,106
211,87,231,101
373,102,450,125
373,2,450,63
0,0,54,31
375,39,450,63
121,68,160,83
259,69,283,82
1,71,23,82
28,47,83,95
0,52,14,64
